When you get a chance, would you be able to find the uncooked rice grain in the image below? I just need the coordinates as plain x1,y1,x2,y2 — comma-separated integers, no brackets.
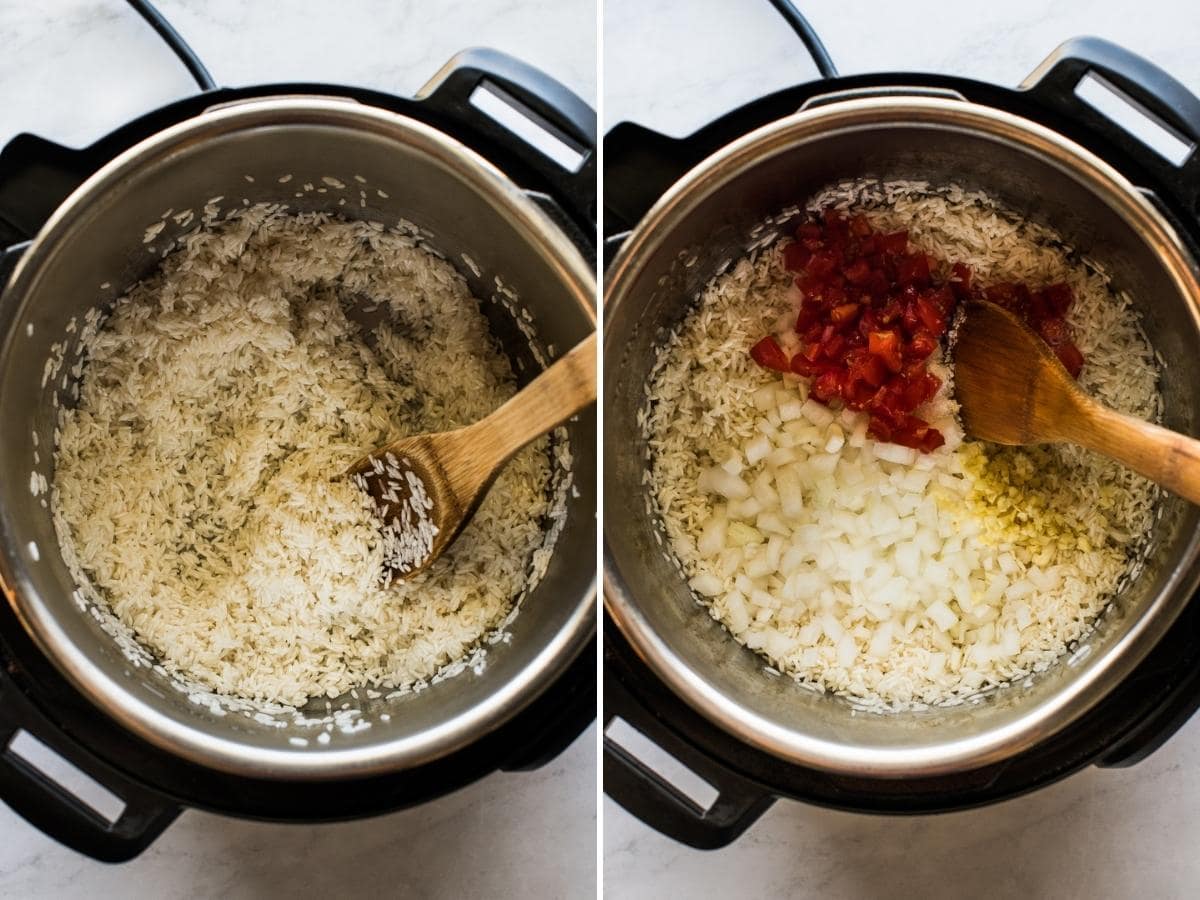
53,204,565,708
643,180,1162,708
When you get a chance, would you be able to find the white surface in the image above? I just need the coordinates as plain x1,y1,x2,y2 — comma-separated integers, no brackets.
0,727,595,900
0,1,595,897
605,716,1200,898
605,0,1200,136
0,0,595,150
604,1,1200,898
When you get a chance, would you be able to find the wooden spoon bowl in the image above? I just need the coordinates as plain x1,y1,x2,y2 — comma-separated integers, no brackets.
347,332,596,579
953,301,1200,504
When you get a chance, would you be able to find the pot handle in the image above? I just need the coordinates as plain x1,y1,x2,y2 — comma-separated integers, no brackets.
0,242,27,291
1021,36,1200,210
0,135,93,248
415,48,596,231
0,677,180,862
603,662,775,849
500,636,596,772
603,122,699,241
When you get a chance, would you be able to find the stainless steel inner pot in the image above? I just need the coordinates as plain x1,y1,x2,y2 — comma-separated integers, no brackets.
0,96,596,779
604,95,1200,778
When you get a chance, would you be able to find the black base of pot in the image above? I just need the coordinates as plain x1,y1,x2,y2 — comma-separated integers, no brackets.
0,594,595,860
604,592,1200,849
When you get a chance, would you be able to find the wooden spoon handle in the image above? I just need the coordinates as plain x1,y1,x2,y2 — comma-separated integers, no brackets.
1066,402,1200,505
473,331,596,466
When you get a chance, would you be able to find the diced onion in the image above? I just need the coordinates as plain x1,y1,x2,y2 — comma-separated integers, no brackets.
688,573,723,596
699,466,750,500
665,326,1119,709
746,434,772,465
698,512,727,557
926,600,958,631
726,521,762,546
800,398,835,427
872,442,917,466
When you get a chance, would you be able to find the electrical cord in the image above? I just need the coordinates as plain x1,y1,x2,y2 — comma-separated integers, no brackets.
124,0,217,91
766,0,838,79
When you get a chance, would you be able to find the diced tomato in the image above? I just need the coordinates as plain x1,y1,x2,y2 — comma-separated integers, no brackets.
850,214,872,237
865,270,890,299
919,431,946,452
1026,291,1051,324
1042,282,1074,317
798,340,822,362
783,241,812,271
796,222,823,242
1016,283,1034,309
842,378,877,410
914,296,947,336
806,250,838,280
867,413,893,442
868,330,903,373
877,380,906,409
876,299,903,326
800,321,825,343
822,208,848,233
890,414,945,452
880,230,909,255
984,282,1020,311
908,330,938,360
796,297,825,333
900,371,942,410
820,333,847,362
749,335,791,372
843,257,872,286
823,282,848,307
1036,316,1071,347
900,357,927,380
811,368,844,403
830,302,861,327
896,252,931,287
927,285,956,316
857,307,878,337
1055,340,1085,378
911,428,945,453
950,261,973,298
846,348,888,389
790,353,818,377
749,206,1085,453
985,282,1033,315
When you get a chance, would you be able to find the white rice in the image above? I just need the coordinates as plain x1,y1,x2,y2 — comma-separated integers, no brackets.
643,180,1162,708
353,451,440,576
52,204,565,708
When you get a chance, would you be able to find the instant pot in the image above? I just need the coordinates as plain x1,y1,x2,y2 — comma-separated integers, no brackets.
604,28,1200,848
0,5,596,863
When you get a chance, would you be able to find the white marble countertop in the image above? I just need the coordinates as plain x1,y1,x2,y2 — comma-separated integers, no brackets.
0,1,595,898
604,1,1200,897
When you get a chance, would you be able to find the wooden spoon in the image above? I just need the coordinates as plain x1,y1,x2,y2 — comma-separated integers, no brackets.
953,300,1200,504
347,331,596,579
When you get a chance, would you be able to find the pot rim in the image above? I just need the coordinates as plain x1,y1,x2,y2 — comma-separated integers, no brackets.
0,95,596,780
603,94,1200,778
